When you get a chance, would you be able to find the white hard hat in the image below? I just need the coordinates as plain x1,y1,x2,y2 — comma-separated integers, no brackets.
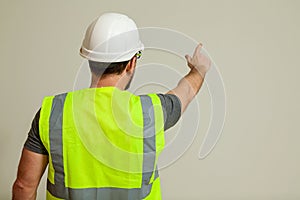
80,13,144,63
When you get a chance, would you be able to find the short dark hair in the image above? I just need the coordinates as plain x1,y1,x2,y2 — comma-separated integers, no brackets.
88,60,130,76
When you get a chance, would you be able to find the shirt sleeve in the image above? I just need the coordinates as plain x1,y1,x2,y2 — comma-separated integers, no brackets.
157,94,182,130
24,109,48,155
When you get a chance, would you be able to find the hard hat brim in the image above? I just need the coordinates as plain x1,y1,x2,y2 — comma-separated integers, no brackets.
80,42,144,63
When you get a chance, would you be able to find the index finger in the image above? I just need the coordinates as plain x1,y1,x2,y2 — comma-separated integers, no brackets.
193,43,203,57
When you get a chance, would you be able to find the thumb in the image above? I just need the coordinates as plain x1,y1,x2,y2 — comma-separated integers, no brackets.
185,55,193,69
185,54,192,63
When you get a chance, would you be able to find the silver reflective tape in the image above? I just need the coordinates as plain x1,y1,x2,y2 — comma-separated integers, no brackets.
48,179,143,200
140,95,157,198
49,93,68,199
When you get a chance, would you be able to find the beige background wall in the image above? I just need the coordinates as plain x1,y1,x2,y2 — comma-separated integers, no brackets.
1,0,299,199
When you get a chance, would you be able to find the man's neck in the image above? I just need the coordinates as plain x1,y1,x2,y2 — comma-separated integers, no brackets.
90,73,125,90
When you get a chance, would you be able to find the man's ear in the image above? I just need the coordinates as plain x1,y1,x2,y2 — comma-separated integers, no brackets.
125,57,137,74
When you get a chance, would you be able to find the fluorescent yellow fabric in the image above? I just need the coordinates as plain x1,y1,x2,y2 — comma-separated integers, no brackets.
144,178,162,200
39,96,55,185
47,191,61,200
39,87,165,199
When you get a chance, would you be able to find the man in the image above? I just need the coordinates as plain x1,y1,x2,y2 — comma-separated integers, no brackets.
12,13,211,200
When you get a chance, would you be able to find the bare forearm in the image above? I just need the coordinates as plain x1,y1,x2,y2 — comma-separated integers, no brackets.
184,67,205,98
168,68,205,113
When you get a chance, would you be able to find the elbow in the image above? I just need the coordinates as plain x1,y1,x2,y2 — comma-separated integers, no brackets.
13,179,25,193
12,179,36,200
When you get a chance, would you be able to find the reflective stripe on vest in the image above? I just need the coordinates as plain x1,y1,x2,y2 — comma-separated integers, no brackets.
47,93,160,199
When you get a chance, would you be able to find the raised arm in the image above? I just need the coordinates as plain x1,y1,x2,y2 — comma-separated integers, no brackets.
167,43,211,113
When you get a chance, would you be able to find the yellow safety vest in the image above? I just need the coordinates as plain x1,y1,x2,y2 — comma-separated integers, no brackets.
39,87,165,200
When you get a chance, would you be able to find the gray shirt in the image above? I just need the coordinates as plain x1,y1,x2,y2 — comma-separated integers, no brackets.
24,94,181,155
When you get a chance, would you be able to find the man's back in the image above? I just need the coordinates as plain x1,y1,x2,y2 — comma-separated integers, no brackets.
24,87,181,199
